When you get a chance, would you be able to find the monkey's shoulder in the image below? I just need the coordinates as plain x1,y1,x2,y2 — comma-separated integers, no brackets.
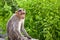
9,14,18,21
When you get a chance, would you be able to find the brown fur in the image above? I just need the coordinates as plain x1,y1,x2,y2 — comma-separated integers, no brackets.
7,14,31,40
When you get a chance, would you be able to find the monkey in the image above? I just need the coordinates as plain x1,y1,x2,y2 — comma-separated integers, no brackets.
7,8,32,40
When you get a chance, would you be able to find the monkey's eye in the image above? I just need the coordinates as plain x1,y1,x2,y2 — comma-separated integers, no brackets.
23,13,25,14
22,12,25,14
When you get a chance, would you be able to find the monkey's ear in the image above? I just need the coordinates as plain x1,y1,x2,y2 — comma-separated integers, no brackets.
15,11,17,13
15,11,19,15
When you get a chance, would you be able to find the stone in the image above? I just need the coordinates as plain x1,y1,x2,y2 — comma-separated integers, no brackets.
0,38,5,40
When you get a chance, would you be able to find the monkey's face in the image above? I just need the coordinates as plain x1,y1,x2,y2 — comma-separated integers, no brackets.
19,13,25,19
18,11,25,19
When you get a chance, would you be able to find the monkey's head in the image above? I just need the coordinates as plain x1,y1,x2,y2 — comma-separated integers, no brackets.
16,8,26,19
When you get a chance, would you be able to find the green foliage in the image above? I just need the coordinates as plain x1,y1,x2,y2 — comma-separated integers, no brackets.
0,0,60,40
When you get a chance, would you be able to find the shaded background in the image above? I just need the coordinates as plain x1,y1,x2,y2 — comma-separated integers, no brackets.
0,0,60,40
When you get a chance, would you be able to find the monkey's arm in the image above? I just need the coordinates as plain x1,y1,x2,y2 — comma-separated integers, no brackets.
21,22,31,39
13,22,24,38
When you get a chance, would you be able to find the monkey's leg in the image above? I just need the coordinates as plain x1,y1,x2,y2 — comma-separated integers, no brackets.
8,37,12,40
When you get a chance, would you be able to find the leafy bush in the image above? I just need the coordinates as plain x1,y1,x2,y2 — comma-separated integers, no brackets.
0,0,60,40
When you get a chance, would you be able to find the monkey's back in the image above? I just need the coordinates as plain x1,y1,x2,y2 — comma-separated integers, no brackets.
7,14,21,40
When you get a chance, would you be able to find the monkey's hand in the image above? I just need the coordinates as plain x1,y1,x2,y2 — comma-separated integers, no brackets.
27,36,32,39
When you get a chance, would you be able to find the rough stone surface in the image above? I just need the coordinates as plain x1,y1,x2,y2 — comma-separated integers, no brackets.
31,38,38,40
0,38,5,40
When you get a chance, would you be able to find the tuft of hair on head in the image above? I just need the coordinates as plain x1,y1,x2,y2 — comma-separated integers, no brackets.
18,8,26,13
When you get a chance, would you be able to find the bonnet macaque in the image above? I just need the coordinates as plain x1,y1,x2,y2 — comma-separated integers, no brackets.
7,8,31,40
